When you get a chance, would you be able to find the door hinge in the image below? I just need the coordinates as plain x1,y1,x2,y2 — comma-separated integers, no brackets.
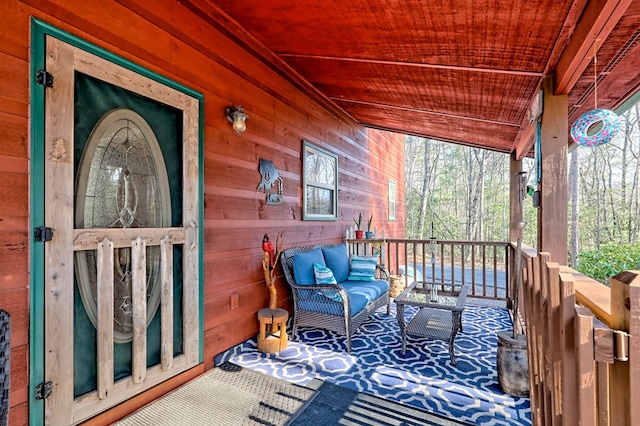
36,69,54,88
35,381,53,400
34,227,54,242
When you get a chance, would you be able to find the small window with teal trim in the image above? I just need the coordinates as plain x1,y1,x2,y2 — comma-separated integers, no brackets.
388,179,397,221
302,141,338,220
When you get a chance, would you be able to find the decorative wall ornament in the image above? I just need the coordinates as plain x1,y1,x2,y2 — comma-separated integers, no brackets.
257,158,283,205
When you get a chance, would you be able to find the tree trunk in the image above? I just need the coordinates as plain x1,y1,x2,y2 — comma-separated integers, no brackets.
569,149,579,266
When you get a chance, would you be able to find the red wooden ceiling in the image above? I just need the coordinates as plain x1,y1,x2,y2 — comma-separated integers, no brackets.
187,0,640,154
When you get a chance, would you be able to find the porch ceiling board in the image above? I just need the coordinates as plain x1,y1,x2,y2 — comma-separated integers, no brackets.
280,56,541,128
201,0,640,153
341,101,517,153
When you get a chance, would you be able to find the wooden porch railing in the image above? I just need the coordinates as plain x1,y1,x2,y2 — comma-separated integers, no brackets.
347,238,511,303
518,246,640,426
347,237,639,424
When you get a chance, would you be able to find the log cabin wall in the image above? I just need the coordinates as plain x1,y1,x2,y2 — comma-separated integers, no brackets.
0,0,405,423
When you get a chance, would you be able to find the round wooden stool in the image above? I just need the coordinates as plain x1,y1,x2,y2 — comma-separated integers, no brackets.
257,308,288,353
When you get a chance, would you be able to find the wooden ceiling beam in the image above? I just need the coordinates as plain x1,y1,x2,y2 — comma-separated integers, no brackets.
514,122,536,160
554,0,633,95
279,53,543,77
362,123,512,154
333,97,522,127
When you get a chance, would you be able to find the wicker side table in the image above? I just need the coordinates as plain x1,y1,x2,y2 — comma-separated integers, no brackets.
395,282,470,365
257,308,288,353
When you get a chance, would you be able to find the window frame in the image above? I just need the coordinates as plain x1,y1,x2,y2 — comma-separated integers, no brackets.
302,140,338,221
388,179,397,221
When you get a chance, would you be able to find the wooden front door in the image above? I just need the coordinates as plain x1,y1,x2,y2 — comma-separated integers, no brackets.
41,35,201,424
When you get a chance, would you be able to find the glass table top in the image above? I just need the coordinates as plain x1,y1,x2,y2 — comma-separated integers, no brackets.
394,281,464,309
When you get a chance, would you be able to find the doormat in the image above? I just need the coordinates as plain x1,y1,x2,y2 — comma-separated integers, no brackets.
116,363,318,426
287,380,470,426
115,375,258,426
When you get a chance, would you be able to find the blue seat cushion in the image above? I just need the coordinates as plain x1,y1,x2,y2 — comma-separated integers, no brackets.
322,244,350,283
341,280,389,316
297,279,388,317
293,249,326,285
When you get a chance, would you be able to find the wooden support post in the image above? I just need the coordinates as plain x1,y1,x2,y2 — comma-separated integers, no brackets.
609,270,640,426
509,152,523,243
538,75,568,264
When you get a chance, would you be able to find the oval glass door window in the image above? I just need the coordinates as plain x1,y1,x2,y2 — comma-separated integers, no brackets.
75,108,171,343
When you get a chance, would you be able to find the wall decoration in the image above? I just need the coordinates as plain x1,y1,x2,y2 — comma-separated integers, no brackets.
257,158,283,205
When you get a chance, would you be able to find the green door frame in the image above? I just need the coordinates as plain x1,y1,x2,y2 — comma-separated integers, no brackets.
29,18,204,425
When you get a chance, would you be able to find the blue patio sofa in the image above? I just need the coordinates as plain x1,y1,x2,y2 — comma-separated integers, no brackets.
281,243,390,352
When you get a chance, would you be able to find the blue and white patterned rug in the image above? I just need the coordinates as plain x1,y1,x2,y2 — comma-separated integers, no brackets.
216,304,531,425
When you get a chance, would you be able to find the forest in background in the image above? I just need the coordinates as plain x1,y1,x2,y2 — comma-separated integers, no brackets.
405,103,640,280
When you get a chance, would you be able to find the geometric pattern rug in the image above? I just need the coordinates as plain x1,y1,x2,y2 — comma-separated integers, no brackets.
216,304,531,425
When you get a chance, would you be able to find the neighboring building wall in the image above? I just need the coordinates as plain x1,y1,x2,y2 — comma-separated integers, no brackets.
0,0,405,423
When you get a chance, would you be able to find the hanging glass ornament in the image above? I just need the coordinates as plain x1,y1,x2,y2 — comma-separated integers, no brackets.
570,39,621,147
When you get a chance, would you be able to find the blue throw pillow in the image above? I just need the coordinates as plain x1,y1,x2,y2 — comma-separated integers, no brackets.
313,263,337,284
293,249,326,285
322,244,350,282
348,255,378,281
313,263,342,302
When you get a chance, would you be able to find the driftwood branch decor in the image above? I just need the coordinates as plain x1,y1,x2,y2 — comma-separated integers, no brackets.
262,232,284,309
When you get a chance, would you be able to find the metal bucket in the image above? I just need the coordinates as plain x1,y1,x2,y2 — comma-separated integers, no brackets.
497,332,530,397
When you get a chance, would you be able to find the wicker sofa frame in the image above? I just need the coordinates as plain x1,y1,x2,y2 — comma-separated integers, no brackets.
280,243,390,353
1,310,10,426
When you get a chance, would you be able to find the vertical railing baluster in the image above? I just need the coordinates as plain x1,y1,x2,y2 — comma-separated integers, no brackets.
493,245,498,297
96,237,114,400
471,244,476,297
482,244,487,297
461,244,466,288
131,236,147,384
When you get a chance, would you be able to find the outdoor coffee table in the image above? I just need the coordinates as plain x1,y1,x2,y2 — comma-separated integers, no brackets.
395,281,471,365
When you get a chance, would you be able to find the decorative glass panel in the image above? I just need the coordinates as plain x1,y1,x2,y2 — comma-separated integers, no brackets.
75,108,171,343
302,141,338,220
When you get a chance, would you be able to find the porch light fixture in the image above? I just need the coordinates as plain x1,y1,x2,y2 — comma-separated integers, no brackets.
226,105,248,134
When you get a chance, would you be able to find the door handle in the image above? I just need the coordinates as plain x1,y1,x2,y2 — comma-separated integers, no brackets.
189,220,198,251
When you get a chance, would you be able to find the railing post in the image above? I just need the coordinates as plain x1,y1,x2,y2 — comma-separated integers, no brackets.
559,272,576,426
546,261,563,425
609,270,640,425
575,305,596,426
522,253,542,425
539,253,552,426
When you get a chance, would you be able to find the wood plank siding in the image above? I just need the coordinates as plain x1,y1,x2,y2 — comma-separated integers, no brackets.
0,0,405,424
